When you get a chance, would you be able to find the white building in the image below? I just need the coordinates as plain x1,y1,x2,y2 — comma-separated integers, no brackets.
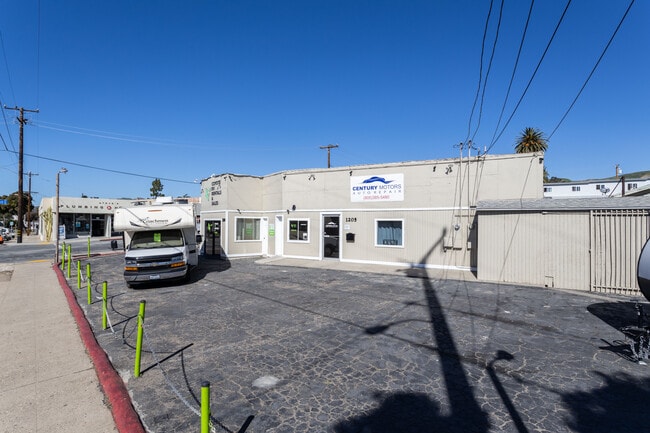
544,174,650,198
199,152,544,272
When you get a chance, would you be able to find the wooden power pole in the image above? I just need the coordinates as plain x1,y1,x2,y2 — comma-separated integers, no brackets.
319,143,339,168
4,106,39,243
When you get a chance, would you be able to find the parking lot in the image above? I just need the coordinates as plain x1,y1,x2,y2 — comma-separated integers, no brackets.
66,253,650,433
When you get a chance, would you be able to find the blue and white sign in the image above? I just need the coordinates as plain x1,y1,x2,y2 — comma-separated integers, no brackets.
350,174,404,202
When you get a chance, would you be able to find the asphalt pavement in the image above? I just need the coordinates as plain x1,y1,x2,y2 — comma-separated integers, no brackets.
3,235,650,433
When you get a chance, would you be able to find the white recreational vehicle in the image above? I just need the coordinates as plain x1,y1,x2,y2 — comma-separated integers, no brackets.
113,198,200,287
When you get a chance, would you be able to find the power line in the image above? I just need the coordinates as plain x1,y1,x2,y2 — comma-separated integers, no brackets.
490,0,535,146
0,94,16,155
548,0,635,140
2,148,196,184
486,0,573,153
470,0,505,144
465,0,495,143
0,31,17,103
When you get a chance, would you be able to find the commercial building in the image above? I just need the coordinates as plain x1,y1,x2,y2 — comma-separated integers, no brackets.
37,197,135,241
199,153,544,273
37,196,200,241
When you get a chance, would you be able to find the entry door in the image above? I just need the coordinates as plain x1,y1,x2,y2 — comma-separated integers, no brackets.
261,217,269,256
275,215,284,256
204,219,222,257
323,215,340,258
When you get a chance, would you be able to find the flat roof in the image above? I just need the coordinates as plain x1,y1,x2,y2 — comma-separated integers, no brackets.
477,196,650,211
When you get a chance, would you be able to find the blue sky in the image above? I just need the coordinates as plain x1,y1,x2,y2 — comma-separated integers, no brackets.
0,0,648,200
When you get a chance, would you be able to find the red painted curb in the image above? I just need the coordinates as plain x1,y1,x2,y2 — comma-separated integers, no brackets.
54,264,146,433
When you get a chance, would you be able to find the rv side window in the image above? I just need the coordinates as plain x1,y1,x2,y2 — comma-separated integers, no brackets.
131,229,184,249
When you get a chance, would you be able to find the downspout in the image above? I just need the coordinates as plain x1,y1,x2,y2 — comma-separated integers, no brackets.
621,175,626,197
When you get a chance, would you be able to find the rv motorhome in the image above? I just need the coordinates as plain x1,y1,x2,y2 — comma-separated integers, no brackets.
113,197,199,287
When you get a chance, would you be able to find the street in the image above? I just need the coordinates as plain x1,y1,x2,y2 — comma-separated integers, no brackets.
0,236,122,264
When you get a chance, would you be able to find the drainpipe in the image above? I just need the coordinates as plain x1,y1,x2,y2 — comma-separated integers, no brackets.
621,175,625,197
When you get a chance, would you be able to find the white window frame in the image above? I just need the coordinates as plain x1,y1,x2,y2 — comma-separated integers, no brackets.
288,218,310,243
375,219,404,248
234,217,261,242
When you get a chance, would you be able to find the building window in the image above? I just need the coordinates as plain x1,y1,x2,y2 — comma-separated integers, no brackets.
627,183,638,191
596,184,604,190
544,187,552,192
572,186,581,192
288,219,309,242
376,220,403,246
235,218,260,241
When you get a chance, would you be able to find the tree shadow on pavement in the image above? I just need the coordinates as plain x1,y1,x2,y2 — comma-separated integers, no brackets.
587,301,648,331
561,372,650,433
588,301,650,362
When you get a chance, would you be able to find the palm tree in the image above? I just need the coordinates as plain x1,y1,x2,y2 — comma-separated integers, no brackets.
515,127,548,153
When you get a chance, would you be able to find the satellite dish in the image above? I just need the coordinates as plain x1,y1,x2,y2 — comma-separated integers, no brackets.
638,238,650,302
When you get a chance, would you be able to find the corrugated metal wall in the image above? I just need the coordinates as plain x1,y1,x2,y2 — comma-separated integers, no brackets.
590,209,650,295
478,209,650,294
477,211,591,290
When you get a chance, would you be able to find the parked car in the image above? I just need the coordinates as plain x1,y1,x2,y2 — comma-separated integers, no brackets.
0,228,12,241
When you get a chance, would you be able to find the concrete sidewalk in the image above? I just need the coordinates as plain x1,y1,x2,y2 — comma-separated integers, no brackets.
0,260,118,433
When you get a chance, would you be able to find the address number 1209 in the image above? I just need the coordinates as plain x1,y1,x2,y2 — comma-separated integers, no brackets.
345,217,357,223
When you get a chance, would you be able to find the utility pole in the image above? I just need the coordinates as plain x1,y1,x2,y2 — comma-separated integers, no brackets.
26,171,39,235
319,143,339,168
4,106,39,243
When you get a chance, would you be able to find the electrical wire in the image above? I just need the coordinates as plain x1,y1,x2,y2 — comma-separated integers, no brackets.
2,149,197,184
490,0,535,146
0,97,17,157
548,0,635,140
470,0,505,143
33,121,211,149
465,0,494,143
0,31,17,104
0,27,18,158
486,0,573,153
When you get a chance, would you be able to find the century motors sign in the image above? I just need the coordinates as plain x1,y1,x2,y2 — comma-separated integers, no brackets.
350,174,404,202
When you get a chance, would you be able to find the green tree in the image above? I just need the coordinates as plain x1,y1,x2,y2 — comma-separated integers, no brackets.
515,127,548,153
0,192,33,228
150,178,164,198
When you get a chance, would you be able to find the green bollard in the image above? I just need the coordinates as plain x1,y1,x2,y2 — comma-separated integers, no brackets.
102,281,108,330
66,244,72,278
77,261,81,289
60,242,66,270
87,263,92,305
201,381,211,433
134,300,146,378
87,236,91,258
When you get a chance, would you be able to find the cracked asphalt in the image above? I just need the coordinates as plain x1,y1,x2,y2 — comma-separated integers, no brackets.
65,253,650,433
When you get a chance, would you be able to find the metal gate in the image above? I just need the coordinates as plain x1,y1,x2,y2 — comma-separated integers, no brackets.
590,209,650,295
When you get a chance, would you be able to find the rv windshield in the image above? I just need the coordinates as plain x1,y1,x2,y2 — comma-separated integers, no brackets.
130,229,184,249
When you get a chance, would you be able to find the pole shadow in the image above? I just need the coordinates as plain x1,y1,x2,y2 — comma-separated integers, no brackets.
335,229,491,432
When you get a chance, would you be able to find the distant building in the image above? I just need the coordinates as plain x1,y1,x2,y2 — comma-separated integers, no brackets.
544,173,650,198
38,196,200,240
